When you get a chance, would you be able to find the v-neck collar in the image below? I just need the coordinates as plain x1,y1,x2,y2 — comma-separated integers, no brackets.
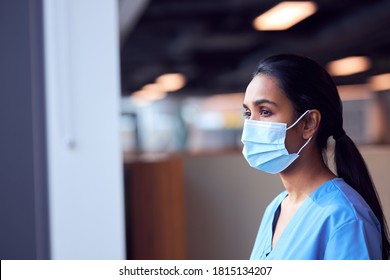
264,192,313,259
254,178,342,259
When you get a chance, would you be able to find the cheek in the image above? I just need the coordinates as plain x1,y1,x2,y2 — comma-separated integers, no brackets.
284,129,302,153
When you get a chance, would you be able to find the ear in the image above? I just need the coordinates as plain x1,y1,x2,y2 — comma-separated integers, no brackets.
302,110,321,140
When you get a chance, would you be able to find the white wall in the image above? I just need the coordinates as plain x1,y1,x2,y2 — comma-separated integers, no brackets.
184,147,390,260
43,0,125,259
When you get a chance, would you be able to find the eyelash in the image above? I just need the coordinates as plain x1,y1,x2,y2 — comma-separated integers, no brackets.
260,108,272,116
243,110,251,118
243,108,272,118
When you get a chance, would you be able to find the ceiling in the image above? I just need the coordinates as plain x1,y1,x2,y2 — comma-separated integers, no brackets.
120,0,390,96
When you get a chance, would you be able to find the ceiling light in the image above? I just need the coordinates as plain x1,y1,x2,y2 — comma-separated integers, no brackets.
155,73,186,92
368,73,390,92
142,83,165,93
253,1,318,31
327,56,371,76
132,84,167,103
337,84,373,101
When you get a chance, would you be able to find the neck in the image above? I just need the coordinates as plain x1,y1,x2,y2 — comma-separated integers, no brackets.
279,147,336,205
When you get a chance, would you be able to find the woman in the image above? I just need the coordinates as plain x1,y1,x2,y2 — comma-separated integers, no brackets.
241,54,389,259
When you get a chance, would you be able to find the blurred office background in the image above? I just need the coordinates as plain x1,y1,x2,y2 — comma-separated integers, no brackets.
1,0,390,259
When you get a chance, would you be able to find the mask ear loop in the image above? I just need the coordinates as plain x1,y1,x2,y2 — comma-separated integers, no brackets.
286,110,312,155
297,136,312,155
286,110,311,130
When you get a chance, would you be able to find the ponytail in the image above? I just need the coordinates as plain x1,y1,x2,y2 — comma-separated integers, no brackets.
334,134,390,259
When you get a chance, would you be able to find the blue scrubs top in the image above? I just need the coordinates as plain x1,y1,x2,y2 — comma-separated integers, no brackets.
250,178,382,260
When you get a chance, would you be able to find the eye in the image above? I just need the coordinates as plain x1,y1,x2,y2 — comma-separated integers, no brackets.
243,109,251,119
260,108,272,117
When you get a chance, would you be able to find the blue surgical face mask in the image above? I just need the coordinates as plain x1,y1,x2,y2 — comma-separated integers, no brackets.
241,110,312,174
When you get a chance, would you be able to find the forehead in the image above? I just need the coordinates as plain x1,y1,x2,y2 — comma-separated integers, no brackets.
244,75,288,106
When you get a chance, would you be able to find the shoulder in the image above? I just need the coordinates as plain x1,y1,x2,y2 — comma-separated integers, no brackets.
310,178,380,231
319,179,382,259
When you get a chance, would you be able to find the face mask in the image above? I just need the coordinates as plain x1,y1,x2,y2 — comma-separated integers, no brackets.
241,110,312,174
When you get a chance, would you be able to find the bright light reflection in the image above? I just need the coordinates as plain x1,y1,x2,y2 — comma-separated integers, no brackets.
369,73,390,92
155,73,186,92
327,56,371,76
337,84,373,101
253,1,318,31
131,86,167,104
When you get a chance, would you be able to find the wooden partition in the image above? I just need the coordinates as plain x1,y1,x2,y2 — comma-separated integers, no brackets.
124,156,187,259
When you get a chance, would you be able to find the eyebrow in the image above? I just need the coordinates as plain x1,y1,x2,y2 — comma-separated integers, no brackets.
242,98,278,109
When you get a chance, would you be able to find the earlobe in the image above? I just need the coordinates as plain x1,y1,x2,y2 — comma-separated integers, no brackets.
303,110,321,139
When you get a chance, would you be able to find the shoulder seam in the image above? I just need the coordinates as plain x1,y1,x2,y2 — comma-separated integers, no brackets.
330,180,359,221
